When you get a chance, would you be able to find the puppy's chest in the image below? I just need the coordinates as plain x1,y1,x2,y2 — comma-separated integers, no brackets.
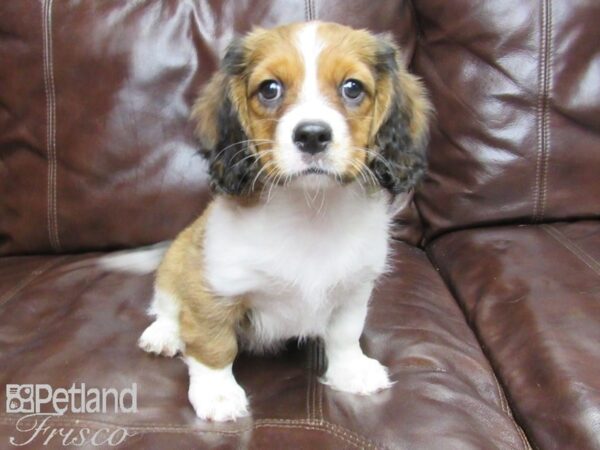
204,196,390,300
204,198,389,343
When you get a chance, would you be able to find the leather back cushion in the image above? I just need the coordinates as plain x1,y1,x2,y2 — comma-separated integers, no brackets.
5,0,597,255
0,0,415,255
412,0,600,241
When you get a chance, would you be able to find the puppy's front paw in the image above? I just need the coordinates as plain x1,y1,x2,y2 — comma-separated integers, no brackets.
138,319,183,357
322,355,393,395
188,377,249,422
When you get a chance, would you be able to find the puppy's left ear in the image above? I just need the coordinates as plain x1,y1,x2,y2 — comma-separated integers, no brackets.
369,34,432,195
191,41,259,196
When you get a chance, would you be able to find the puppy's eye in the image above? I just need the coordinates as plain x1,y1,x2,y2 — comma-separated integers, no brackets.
341,79,364,103
258,79,283,104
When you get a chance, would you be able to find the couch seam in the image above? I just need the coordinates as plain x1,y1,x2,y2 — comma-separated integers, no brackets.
491,372,509,415
0,416,379,448
0,257,67,310
539,0,553,223
313,342,318,421
532,0,551,224
304,0,316,21
307,340,324,423
317,340,324,422
492,372,533,450
306,341,313,420
532,0,544,222
542,225,600,277
42,0,61,252
425,248,533,450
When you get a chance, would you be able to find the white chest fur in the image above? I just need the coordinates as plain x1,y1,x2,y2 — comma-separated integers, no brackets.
203,183,391,350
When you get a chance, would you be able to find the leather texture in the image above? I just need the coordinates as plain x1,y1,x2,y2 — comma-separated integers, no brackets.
0,0,416,256
1,0,599,448
412,0,600,241
428,222,600,450
0,242,528,449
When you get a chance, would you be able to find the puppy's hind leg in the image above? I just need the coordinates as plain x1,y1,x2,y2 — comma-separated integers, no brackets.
138,288,184,357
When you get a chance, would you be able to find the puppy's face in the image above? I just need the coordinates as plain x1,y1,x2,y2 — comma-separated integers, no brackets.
193,22,430,196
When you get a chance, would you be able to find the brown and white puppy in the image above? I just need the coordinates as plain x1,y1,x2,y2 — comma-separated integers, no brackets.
139,21,430,422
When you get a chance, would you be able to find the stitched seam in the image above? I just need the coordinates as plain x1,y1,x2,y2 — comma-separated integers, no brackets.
304,0,315,21
539,0,553,222
427,250,533,450
308,340,323,423
533,0,549,223
42,0,52,249
516,423,533,450
311,342,316,421
0,257,67,310
0,416,378,447
533,0,546,222
491,370,531,450
42,0,61,251
542,225,600,277
312,341,318,422
491,372,508,415
306,341,313,420
317,340,324,422
311,0,316,20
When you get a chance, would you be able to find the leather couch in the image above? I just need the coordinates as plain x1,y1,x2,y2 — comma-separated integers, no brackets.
1,1,598,449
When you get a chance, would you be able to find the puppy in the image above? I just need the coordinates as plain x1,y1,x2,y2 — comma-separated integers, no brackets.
139,21,430,422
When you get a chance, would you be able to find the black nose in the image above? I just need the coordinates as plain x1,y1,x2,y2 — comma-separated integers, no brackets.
293,121,332,154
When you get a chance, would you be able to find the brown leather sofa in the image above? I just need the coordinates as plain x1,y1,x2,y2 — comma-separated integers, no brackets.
1,1,598,449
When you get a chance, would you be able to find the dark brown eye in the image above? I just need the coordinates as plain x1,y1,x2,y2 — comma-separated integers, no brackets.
258,79,283,103
341,79,364,102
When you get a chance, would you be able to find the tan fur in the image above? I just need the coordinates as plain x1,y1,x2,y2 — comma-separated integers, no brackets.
155,205,246,368
234,25,305,178
397,69,431,147
369,40,431,151
191,73,228,150
317,23,382,178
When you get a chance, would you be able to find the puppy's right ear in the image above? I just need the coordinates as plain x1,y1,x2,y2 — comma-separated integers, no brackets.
191,41,258,196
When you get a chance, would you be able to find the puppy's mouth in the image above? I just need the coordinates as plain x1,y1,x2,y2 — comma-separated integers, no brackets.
301,167,331,176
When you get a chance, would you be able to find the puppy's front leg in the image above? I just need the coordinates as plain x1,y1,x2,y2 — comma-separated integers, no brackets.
322,282,393,395
180,298,249,421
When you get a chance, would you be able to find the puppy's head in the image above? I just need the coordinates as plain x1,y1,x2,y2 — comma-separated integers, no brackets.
193,21,431,196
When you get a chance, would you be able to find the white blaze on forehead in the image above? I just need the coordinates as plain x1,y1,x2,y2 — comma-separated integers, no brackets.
297,22,324,103
274,22,351,176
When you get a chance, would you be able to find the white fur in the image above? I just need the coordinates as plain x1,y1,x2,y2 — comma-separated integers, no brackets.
321,282,394,394
138,289,183,357
204,182,391,372
275,23,352,176
98,242,169,274
187,359,249,421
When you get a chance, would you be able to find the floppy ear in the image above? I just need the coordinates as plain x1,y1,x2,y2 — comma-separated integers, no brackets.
191,42,259,196
369,35,431,195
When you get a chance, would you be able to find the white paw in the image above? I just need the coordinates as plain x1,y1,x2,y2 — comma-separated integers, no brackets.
138,319,183,357
188,377,249,422
322,355,393,395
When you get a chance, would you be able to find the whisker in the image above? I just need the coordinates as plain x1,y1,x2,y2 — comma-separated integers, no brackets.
251,160,278,192
211,139,276,161
233,147,278,167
